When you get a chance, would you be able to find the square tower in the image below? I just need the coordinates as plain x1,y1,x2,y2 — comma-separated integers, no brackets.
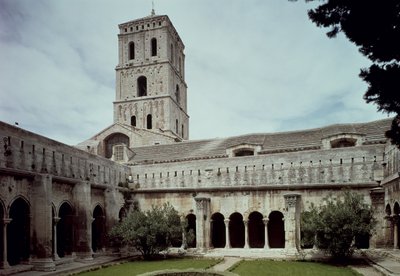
114,14,189,140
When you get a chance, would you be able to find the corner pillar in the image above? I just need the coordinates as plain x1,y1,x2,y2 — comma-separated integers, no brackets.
30,174,55,271
73,181,93,261
194,197,211,251
370,188,385,248
284,193,301,252
52,217,60,260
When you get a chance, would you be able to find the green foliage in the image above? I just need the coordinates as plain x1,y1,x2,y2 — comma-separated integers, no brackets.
301,191,376,259
296,0,400,148
110,203,183,259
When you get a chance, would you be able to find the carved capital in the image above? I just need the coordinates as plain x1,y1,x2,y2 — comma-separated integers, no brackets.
195,197,210,211
284,193,301,208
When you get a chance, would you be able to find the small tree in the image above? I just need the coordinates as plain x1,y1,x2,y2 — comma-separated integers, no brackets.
110,203,183,260
301,191,376,260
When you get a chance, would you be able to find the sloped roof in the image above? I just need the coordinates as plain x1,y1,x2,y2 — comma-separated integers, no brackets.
129,118,392,164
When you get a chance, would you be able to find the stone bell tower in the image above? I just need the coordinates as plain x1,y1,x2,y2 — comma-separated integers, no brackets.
114,11,189,140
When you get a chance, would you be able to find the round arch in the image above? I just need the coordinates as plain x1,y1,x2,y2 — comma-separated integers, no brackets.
92,204,105,252
229,212,244,248
386,203,392,216
104,133,129,159
268,211,285,248
186,214,196,248
248,211,264,248
211,212,225,248
8,197,30,266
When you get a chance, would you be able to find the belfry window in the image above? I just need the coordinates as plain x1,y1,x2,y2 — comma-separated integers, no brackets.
147,114,152,129
175,84,180,103
151,38,157,56
129,42,135,60
137,76,147,97
171,44,174,63
131,115,136,127
234,149,254,157
176,119,179,134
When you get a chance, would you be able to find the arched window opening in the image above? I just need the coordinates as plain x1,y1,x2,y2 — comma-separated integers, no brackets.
229,212,245,248
248,212,264,248
151,38,157,56
137,76,147,97
331,138,357,148
182,124,184,138
176,119,179,134
170,44,174,63
386,204,392,216
92,205,105,252
179,57,182,72
268,211,284,248
118,207,127,222
175,84,180,103
57,202,74,258
147,114,152,129
131,115,136,127
129,42,135,60
211,213,225,248
394,202,400,215
104,133,129,159
186,214,196,248
234,149,254,157
8,198,30,266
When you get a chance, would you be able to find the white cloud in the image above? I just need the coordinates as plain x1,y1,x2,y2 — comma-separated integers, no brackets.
0,0,387,145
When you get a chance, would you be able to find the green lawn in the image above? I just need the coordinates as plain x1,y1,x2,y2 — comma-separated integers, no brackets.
230,260,360,276
79,258,220,276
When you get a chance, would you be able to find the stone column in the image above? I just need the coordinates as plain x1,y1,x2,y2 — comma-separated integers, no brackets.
394,215,399,249
284,193,301,252
370,188,385,248
263,218,269,249
209,219,214,248
224,219,230,249
194,197,211,251
243,219,249,248
52,217,60,260
0,218,12,269
30,174,55,271
73,181,93,261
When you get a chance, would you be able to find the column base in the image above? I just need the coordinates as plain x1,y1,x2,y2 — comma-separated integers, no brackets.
31,258,56,271
0,260,10,269
75,251,93,262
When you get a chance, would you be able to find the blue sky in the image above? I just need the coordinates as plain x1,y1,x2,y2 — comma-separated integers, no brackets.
0,0,388,145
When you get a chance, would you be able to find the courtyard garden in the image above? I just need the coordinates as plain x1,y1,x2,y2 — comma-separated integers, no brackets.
78,258,361,276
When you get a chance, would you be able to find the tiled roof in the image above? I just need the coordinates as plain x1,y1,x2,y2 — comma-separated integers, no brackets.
129,118,391,164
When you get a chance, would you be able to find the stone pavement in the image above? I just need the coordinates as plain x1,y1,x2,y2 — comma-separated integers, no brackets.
210,257,241,272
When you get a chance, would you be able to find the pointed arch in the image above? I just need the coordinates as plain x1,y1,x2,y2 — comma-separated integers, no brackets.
57,201,74,257
92,205,105,252
8,197,30,266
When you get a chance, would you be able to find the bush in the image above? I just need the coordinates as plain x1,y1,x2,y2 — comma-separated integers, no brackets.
301,191,376,259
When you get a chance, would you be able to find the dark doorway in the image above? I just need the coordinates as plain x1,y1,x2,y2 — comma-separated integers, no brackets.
57,202,74,257
211,213,225,248
268,211,285,248
229,212,244,248
8,198,30,266
248,212,264,248
186,214,196,248
92,205,105,252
